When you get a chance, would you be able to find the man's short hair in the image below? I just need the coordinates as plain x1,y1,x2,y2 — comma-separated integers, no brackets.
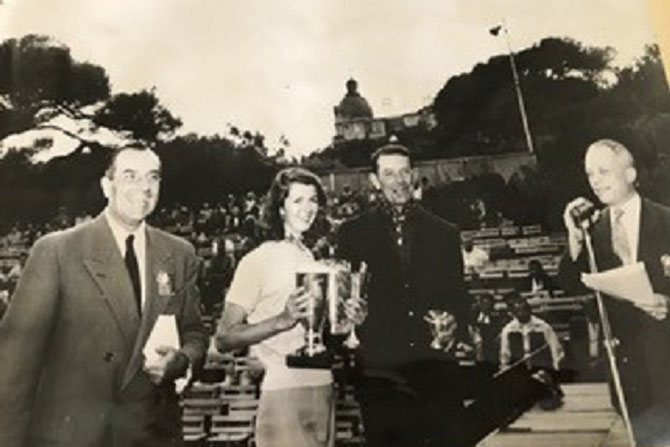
586,139,635,169
104,143,157,179
370,143,413,173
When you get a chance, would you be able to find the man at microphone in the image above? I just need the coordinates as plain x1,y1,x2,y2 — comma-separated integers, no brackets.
559,139,670,446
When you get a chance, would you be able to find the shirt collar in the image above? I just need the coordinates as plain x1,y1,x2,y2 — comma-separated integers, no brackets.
377,198,418,224
511,315,543,329
613,192,640,220
104,207,146,255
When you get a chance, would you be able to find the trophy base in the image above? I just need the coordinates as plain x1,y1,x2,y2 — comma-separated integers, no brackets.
286,350,333,369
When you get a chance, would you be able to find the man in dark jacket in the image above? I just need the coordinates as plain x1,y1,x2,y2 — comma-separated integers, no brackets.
559,139,670,446
337,142,471,447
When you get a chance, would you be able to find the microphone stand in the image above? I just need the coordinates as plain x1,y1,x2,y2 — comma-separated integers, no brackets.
580,221,636,447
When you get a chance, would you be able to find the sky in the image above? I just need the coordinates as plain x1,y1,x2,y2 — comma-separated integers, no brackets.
0,0,660,159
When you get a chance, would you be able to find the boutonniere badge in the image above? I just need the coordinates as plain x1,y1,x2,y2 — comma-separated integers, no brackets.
156,270,173,296
661,254,670,277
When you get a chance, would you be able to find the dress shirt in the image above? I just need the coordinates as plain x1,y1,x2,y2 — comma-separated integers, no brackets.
500,315,564,370
105,208,147,310
378,198,418,275
611,193,641,263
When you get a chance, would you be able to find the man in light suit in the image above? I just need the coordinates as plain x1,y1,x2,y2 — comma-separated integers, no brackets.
0,145,208,447
559,139,670,446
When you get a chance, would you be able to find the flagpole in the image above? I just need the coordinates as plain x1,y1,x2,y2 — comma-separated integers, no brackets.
500,19,535,155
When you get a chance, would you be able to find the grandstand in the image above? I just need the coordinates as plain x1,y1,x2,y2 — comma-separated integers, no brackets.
0,188,608,447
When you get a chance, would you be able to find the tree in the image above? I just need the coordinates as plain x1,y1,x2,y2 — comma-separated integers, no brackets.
433,37,614,157
1,35,181,154
93,89,181,142
0,35,110,139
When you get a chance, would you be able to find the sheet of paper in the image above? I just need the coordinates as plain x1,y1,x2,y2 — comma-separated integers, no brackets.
143,314,180,363
142,314,189,393
581,262,656,307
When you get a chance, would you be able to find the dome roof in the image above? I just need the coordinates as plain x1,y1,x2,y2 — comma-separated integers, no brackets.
336,78,373,119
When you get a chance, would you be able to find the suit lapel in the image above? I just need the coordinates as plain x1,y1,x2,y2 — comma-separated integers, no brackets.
122,226,175,390
638,199,656,264
82,214,141,352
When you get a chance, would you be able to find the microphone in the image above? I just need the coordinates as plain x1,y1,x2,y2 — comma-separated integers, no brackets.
569,201,600,230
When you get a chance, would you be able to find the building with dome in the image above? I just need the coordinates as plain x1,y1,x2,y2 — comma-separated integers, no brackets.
333,78,437,145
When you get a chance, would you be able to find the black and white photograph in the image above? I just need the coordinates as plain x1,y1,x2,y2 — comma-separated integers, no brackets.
1,1,670,446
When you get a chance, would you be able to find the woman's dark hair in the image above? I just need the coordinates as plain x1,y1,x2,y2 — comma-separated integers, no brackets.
260,167,330,247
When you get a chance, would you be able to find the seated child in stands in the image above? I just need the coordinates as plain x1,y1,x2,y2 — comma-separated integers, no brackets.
470,294,506,366
500,295,565,409
500,296,564,371
527,259,556,296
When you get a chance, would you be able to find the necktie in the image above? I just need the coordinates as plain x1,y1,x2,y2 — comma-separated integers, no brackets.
612,208,632,265
125,234,142,314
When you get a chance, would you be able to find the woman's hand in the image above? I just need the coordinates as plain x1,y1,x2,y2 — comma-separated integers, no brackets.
277,286,311,330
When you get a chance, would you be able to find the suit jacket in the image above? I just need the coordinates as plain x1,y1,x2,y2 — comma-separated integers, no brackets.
0,213,208,447
559,198,670,415
336,203,469,374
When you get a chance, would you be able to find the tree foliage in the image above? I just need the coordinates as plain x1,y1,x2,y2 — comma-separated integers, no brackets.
93,89,182,142
1,34,670,231
0,35,110,139
433,37,614,155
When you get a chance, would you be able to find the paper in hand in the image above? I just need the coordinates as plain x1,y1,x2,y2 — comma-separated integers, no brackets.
581,262,655,307
143,314,180,364
142,314,190,392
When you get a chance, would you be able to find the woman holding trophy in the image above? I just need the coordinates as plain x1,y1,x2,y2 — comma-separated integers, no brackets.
215,167,337,447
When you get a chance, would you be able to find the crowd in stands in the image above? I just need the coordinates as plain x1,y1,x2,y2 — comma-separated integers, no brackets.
0,185,600,379
0,182,608,445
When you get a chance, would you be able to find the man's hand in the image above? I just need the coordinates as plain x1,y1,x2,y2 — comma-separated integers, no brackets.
636,293,669,321
344,298,368,326
143,346,189,385
276,285,311,331
563,197,597,261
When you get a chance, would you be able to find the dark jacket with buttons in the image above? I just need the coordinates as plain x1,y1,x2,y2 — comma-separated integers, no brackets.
337,203,469,374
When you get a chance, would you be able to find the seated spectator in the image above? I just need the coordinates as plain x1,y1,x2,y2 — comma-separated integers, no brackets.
243,191,258,214
6,262,21,282
209,206,228,236
418,176,437,210
527,259,556,296
195,231,210,249
340,183,353,203
229,205,242,232
462,237,489,274
469,197,487,228
6,253,27,283
238,214,260,257
195,202,213,233
225,192,238,212
500,297,564,372
500,296,565,409
338,201,358,218
470,294,506,366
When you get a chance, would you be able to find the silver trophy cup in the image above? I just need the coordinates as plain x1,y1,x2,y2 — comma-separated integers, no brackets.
286,260,367,368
